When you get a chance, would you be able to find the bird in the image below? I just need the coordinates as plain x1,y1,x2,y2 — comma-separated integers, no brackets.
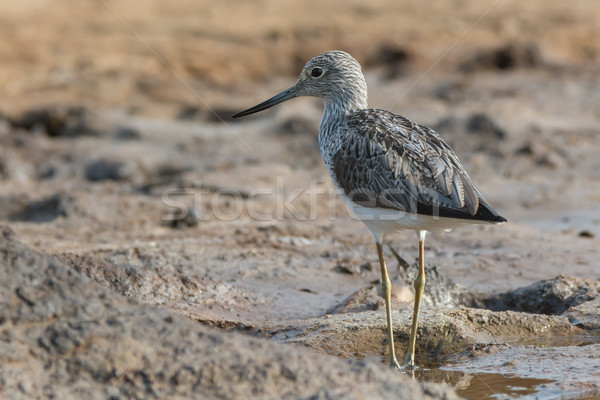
232,50,506,369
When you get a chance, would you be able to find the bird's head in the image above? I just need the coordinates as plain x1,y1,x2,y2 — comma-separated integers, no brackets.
232,51,367,118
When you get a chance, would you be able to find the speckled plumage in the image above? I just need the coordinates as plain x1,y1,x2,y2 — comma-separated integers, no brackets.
330,109,504,222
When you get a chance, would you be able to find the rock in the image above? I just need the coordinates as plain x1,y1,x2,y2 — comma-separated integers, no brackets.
466,113,506,140
563,297,600,330
372,45,411,66
366,44,412,79
114,126,141,141
9,192,77,222
36,163,56,179
0,226,459,399
10,105,96,137
278,116,315,135
332,260,372,275
163,207,202,228
327,286,383,314
460,42,542,72
85,158,137,182
514,141,536,156
432,114,505,157
515,138,568,169
536,152,567,169
483,275,600,315
578,230,595,238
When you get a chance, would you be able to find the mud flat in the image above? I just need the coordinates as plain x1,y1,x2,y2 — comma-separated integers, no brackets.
1,226,463,399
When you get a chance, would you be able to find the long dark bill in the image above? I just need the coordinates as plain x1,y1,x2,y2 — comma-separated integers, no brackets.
232,86,297,118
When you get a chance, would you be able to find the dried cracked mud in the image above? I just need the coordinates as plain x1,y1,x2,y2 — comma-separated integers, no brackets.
1,1,600,399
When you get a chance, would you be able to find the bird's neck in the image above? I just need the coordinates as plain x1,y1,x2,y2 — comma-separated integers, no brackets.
323,81,368,119
318,82,368,169
319,83,368,137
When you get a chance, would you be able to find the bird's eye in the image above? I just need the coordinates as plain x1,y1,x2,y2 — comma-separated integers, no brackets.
310,67,323,78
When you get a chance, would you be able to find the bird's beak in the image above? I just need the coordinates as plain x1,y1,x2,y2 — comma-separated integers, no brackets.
232,86,297,118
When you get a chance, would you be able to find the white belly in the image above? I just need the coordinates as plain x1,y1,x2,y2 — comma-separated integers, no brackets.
338,190,488,237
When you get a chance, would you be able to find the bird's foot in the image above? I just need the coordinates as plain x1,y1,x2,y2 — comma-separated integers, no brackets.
401,357,418,370
389,357,402,370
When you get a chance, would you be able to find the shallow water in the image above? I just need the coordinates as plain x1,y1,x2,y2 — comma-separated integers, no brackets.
360,332,600,400
365,357,558,399
454,374,555,400
418,363,598,400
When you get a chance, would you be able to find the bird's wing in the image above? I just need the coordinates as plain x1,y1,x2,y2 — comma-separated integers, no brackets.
332,109,502,221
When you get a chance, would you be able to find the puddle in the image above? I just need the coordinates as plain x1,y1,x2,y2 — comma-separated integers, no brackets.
407,362,598,400
412,365,594,400
362,358,559,399
358,335,600,400
454,374,555,400
440,342,600,399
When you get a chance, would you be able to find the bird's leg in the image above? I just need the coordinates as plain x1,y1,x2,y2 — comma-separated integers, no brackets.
376,242,401,370
402,234,426,369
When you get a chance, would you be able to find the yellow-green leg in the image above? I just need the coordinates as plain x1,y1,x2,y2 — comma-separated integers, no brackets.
375,242,401,370
402,233,426,369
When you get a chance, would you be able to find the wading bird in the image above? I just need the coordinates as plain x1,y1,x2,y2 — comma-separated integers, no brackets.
233,51,505,369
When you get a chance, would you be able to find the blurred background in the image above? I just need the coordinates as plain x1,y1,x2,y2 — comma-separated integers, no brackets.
1,0,599,114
